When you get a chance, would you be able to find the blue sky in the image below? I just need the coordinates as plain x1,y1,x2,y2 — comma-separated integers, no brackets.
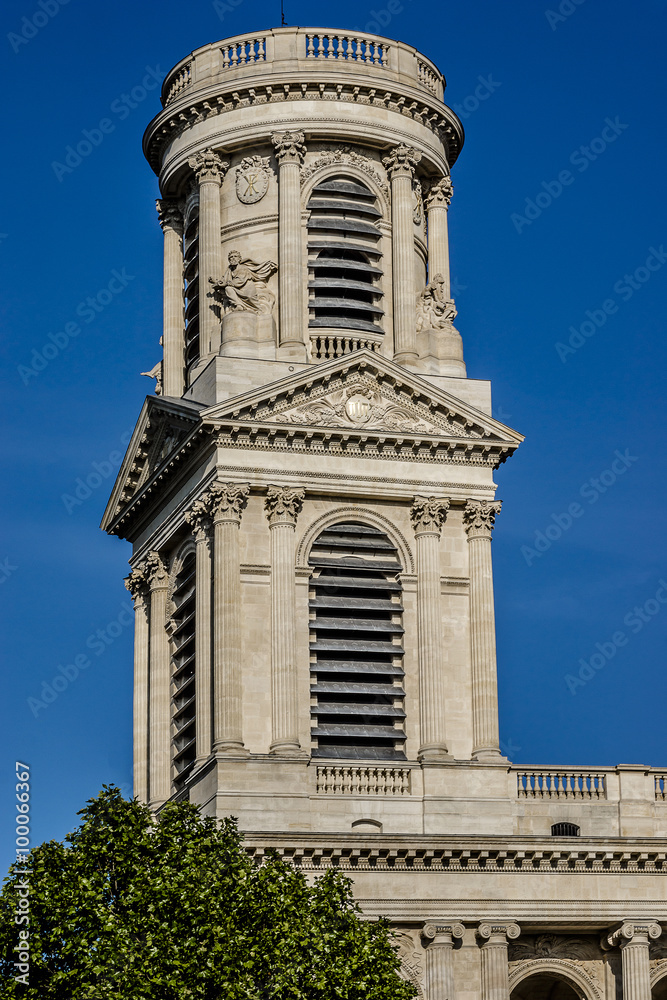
2,0,666,871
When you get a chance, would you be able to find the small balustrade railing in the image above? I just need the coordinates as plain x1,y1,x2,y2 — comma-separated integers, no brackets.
309,332,382,360
655,774,667,800
165,62,191,104
220,35,266,68
417,59,439,95
316,765,411,795
305,33,388,66
516,769,607,800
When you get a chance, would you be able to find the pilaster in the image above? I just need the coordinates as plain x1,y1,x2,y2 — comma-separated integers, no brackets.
143,550,171,808
272,130,307,360
156,198,185,398
383,143,422,365
477,922,521,1000
125,567,149,804
423,176,453,297
188,149,228,359
184,500,213,766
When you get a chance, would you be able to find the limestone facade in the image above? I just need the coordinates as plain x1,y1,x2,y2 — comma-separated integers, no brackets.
103,27,667,1000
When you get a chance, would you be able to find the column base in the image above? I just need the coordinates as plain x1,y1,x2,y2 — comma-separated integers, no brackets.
393,350,419,367
419,745,454,763
214,741,250,757
276,342,307,362
472,748,508,763
270,742,309,758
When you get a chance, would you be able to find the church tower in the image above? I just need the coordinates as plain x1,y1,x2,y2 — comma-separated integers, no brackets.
103,27,667,1000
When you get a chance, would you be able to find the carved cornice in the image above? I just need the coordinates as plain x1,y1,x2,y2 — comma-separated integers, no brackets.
423,175,453,209
606,923,662,949
382,143,422,179
265,485,305,525
411,496,450,536
124,567,148,606
188,148,229,184
204,481,250,523
271,130,306,165
155,198,183,235
477,922,521,943
463,499,502,539
144,550,169,589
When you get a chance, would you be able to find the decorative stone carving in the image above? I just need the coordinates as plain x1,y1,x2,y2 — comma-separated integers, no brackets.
185,501,212,544
382,143,422,178
510,935,601,962
413,178,424,225
188,148,229,183
264,485,305,524
155,198,183,235
411,496,450,535
478,923,521,942
141,360,163,395
271,130,306,164
301,145,389,198
508,960,604,1000
463,499,502,538
209,250,277,314
267,385,441,434
201,481,250,522
394,932,426,1000
416,275,457,332
607,923,662,948
124,567,148,606
422,923,465,941
423,176,453,209
144,551,169,589
235,155,271,204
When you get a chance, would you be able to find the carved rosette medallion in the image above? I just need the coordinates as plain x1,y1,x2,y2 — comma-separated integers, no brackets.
424,175,453,210
155,198,183,235
188,148,229,184
463,499,502,539
271,130,306,165
411,496,450,536
264,485,306,525
203,482,250,523
235,155,271,204
382,143,422,179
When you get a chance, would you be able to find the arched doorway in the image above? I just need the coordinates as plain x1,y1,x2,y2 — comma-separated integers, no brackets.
651,969,667,1000
511,970,587,1000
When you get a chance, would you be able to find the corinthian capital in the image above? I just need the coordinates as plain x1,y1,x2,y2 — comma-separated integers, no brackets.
423,175,453,209
204,482,250,523
155,198,183,235
185,499,213,543
143,551,169,589
382,143,422,179
188,148,229,184
411,496,450,535
124,567,148,606
271,130,306,165
606,922,662,949
265,485,305,525
463,500,502,539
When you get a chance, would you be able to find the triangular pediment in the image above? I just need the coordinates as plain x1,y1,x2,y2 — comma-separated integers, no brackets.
101,395,204,531
201,350,523,447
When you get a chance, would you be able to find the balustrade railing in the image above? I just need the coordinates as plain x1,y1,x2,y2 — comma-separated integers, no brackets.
305,33,388,66
220,36,266,68
656,774,667,800
309,332,382,360
516,769,607,800
316,765,411,795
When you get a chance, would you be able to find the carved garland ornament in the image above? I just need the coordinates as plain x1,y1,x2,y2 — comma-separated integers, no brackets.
268,385,442,435
509,935,601,962
301,145,389,198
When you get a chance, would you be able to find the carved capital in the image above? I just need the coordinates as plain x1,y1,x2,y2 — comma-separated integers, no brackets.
382,143,422,179
411,496,450,536
188,148,229,184
271,130,306,165
265,485,305,525
155,198,183,235
422,922,465,944
204,482,250,523
143,551,169,590
477,922,521,944
124,567,148,607
424,175,453,209
185,501,213,544
463,500,502,539
606,923,662,949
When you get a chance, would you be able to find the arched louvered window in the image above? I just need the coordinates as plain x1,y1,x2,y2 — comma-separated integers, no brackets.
551,822,580,837
307,176,384,345
183,197,200,377
171,551,196,788
309,522,406,760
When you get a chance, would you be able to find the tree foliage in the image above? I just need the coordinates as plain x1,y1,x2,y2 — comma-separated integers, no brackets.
0,787,416,999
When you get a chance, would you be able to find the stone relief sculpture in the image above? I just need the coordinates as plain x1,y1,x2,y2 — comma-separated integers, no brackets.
209,250,277,314
416,274,458,331
235,156,271,204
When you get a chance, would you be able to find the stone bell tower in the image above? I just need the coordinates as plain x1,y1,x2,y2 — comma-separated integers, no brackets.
103,27,667,1000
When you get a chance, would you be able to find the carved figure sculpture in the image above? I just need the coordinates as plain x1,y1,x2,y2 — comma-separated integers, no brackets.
416,274,458,331
209,250,277,314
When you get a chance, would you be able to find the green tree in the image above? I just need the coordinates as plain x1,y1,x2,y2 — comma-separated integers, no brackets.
0,787,417,999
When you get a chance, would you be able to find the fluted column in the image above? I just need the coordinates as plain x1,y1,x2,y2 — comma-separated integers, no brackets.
265,486,306,755
185,500,213,765
477,923,520,1000
383,143,422,365
156,198,184,397
205,482,250,754
144,551,171,807
464,500,503,760
271,131,306,359
188,149,228,359
424,177,453,298
422,923,465,1000
606,922,662,1000
125,567,149,803
411,497,451,760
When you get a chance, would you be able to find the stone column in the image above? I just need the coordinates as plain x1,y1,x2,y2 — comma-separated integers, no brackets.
185,500,214,766
477,923,520,1000
271,131,306,360
411,497,451,760
188,149,228,359
606,922,662,1000
156,198,184,398
383,143,422,365
463,500,503,760
424,177,453,298
144,551,171,808
422,923,465,1000
125,567,149,803
264,486,306,755
205,482,250,754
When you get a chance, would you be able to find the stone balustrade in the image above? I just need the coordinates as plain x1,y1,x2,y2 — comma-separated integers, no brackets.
516,769,608,800
316,765,412,795
308,332,382,360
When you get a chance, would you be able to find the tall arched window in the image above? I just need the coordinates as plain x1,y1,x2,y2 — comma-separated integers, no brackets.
308,521,406,760
170,551,196,788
